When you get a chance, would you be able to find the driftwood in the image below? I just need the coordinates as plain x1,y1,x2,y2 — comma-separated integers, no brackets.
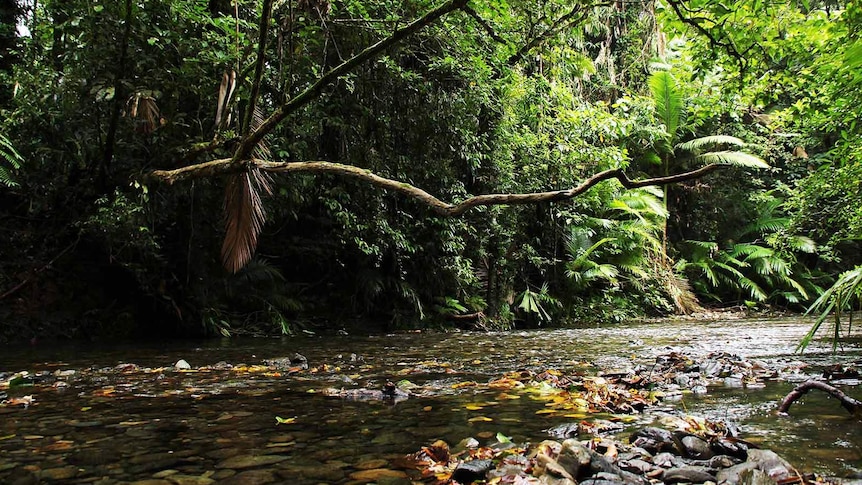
777,380,862,416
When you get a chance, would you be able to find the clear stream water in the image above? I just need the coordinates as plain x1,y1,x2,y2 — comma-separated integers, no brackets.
1,316,860,483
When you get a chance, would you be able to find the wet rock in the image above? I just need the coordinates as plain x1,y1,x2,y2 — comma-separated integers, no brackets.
355,459,389,470
746,449,797,482
175,360,191,370
451,459,494,483
556,439,592,479
707,455,740,468
280,464,345,482
662,466,716,484
617,458,655,475
68,449,121,466
629,427,678,455
717,462,759,485
679,434,713,459
37,466,79,481
739,468,778,485
580,479,626,485
653,452,686,469
348,468,408,482
265,353,308,370
218,469,275,485
711,438,749,460
165,474,216,485
546,423,580,439
215,454,287,469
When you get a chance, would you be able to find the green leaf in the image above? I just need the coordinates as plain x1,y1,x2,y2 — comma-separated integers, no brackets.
695,151,769,168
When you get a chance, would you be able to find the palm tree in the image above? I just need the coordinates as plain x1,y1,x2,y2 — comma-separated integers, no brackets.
647,70,768,256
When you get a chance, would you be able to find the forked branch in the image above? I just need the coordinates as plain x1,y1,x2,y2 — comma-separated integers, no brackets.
148,159,729,217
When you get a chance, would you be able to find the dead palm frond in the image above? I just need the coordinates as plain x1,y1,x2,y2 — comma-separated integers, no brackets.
220,104,273,273
126,92,161,134
214,70,237,132
221,169,273,273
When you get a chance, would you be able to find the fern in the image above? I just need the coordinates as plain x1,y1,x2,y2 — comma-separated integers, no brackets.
695,151,769,168
0,133,23,187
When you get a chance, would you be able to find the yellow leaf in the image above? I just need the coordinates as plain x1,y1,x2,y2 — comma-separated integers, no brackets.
464,404,485,411
535,409,558,415
450,381,478,389
80,407,92,412
468,416,493,422
423,406,433,411
275,416,297,425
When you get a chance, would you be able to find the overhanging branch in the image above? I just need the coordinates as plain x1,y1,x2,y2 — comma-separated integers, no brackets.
147,159,729,217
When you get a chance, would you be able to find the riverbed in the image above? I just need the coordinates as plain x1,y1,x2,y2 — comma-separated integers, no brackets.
1,317,860,483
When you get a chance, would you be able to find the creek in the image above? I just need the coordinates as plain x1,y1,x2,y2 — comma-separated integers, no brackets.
1,316,860,484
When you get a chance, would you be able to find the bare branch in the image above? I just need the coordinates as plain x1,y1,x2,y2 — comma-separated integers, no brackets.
777,380,862,416
242,0,275,135
148,159,729,217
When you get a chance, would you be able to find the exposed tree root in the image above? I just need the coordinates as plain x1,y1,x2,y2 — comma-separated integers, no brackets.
777,380,862,416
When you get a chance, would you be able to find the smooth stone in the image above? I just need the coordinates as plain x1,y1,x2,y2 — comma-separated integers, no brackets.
210,469,236,480
717,462,759,485
166,475,216,485
152,470,179,478
739,468,778,485
711,439,748,460
355,459,389,470
215,455,287,469
38,466,79,480
546,423,581,439
746,449,796,481
663,466,717,484
217,469,275,485
618,458,654,475
205,448,242,460
557,439,592,479
175,360,191,370
281,464,345,482
681,435,714,460
348,468,408,482
629,428,677,454
68,449,121,466
654,452,686,468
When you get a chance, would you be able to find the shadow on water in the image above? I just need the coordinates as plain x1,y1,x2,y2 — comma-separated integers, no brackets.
0,317,860,482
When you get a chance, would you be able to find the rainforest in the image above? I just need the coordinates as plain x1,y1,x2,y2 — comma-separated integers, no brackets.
0,0,860,340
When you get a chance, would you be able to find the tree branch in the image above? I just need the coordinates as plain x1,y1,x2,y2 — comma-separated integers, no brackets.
242,0,274,135
777,380,862,416
232,0,469,161
147,159,729,217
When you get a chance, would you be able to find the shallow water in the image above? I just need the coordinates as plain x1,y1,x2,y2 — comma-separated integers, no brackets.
1,317,860,483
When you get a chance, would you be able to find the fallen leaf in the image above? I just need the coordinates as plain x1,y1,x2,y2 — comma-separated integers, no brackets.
275,416,297,425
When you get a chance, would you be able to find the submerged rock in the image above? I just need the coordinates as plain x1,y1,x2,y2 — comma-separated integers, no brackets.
451,459,494,483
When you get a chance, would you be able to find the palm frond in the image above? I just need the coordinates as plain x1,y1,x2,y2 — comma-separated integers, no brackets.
221,169,273,273
695,151,769,168
0,133,23,187
675,135,746,153
649,71,682,140
799,266,862,352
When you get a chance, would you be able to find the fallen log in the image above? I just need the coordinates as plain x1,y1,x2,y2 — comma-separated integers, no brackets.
777,379,862,416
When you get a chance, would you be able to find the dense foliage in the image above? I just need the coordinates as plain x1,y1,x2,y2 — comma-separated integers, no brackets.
0,0,859,341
